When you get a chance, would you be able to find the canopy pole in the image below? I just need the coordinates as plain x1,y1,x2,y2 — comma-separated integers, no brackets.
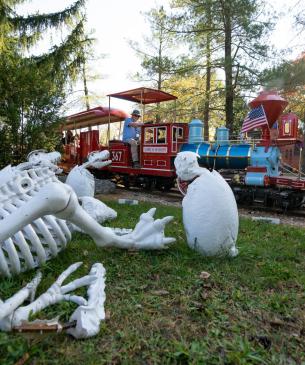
107,96,111,146
174,99,177,122
141,90,144,122
119,121,122,140
298,147,303,180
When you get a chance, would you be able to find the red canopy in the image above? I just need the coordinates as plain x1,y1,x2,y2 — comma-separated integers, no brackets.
107,87,177,104
64,106,128,130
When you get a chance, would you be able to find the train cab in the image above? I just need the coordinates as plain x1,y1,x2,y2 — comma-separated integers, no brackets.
141,122,188,171
108,122,188,173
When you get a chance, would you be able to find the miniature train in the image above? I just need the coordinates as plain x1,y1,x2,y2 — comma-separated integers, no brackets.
60,88,305,209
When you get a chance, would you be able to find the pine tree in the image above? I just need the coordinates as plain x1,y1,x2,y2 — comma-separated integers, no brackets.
171,0,272,135
0,0,92,166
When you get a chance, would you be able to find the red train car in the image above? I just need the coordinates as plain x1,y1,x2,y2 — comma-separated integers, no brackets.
270,112,303,170
103,121,188,190
59,106,128,172
60,88,188,190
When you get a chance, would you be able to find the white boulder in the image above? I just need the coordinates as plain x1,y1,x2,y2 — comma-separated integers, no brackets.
175,151,239,257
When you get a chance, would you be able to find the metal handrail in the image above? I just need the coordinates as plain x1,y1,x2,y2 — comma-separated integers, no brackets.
281,163,305,179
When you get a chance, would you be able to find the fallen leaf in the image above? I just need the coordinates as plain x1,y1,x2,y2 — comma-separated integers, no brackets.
199,271,211,280
14,352,30,365
151,290,169,296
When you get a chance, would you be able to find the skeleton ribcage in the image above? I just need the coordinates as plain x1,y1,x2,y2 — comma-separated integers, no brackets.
0,167,72,277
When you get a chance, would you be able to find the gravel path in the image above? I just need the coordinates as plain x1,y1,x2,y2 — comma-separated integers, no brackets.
97,188,305,228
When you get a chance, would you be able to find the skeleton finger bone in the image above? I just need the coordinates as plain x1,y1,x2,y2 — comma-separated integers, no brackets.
61,275,97,294
55,262,83,285
10,263,95,328
68,263,106,339
0,272,42,321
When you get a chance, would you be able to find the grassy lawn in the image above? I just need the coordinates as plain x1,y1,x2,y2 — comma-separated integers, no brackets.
1,201,305,364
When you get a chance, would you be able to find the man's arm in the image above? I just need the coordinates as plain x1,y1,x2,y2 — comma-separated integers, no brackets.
129,122,144,128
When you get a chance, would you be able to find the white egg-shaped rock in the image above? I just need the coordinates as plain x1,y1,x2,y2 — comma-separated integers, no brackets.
175,152,239,257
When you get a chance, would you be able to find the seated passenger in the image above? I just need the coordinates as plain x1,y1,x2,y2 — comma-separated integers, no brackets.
122,109,144,167
63,130,74,144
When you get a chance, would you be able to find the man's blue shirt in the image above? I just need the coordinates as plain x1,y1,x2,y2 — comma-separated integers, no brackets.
122,117,140,141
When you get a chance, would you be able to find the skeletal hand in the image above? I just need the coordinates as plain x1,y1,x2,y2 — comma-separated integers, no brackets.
119,208,176,250
12,262,97,327
37,262,96,306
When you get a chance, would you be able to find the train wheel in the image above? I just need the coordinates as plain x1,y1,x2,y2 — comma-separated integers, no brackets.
156,178,174,192
142,178,154,191
122,176,130,189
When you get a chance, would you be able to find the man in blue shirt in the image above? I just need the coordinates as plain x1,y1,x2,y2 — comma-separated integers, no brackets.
122,109,143,167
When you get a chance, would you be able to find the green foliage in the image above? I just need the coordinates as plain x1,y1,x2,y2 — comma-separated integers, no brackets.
262,57,305,121
0,0,93,166
1,201,305,364
0,51,65,165
170,0,273,133
130,6,191,90
161,73,226,134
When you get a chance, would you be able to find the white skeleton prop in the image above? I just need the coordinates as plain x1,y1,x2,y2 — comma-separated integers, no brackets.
66,150,112,197
0,262,106,339
67,263,106,339
16,150,62,174
0,151,175,277
174,151,239,257
0,151,175,339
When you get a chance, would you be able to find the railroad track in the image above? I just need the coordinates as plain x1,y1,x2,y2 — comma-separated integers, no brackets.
114,185,305,218
238,204,305,219
115,185,183,204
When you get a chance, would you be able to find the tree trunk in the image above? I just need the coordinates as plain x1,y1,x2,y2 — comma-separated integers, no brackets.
82,62,90,111
301,111,305,174
156,41,163,123
203,9,212,141
223,5,234,134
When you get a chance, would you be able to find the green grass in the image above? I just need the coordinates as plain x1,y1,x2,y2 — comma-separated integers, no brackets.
1,201,305,364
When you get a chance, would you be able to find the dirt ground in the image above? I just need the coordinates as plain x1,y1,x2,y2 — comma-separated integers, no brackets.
97,188,305,228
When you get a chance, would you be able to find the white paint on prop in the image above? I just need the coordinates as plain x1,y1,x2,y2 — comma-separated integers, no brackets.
0,152,175,277
66,150,112,198
0,262,106,339
66,166,95,197
175,152,239,257
68,263,106,339
80,196,117,223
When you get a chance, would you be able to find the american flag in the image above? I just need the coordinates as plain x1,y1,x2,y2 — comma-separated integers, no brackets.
241,105,268,133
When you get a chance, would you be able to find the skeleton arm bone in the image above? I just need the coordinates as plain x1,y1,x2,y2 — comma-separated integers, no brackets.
0,182,117,246
1,181,175,250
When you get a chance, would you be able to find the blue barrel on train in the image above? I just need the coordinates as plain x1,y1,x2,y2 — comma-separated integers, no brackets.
216,126,229,146
180,142,251,170
188,119,204,144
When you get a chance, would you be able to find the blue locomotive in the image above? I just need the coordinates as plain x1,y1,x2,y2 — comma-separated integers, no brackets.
178,116,304,209
181,119,281,186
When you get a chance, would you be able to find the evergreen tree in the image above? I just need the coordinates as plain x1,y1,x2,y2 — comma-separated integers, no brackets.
171,0,272,135
129,6,180,90
0,0,92,166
